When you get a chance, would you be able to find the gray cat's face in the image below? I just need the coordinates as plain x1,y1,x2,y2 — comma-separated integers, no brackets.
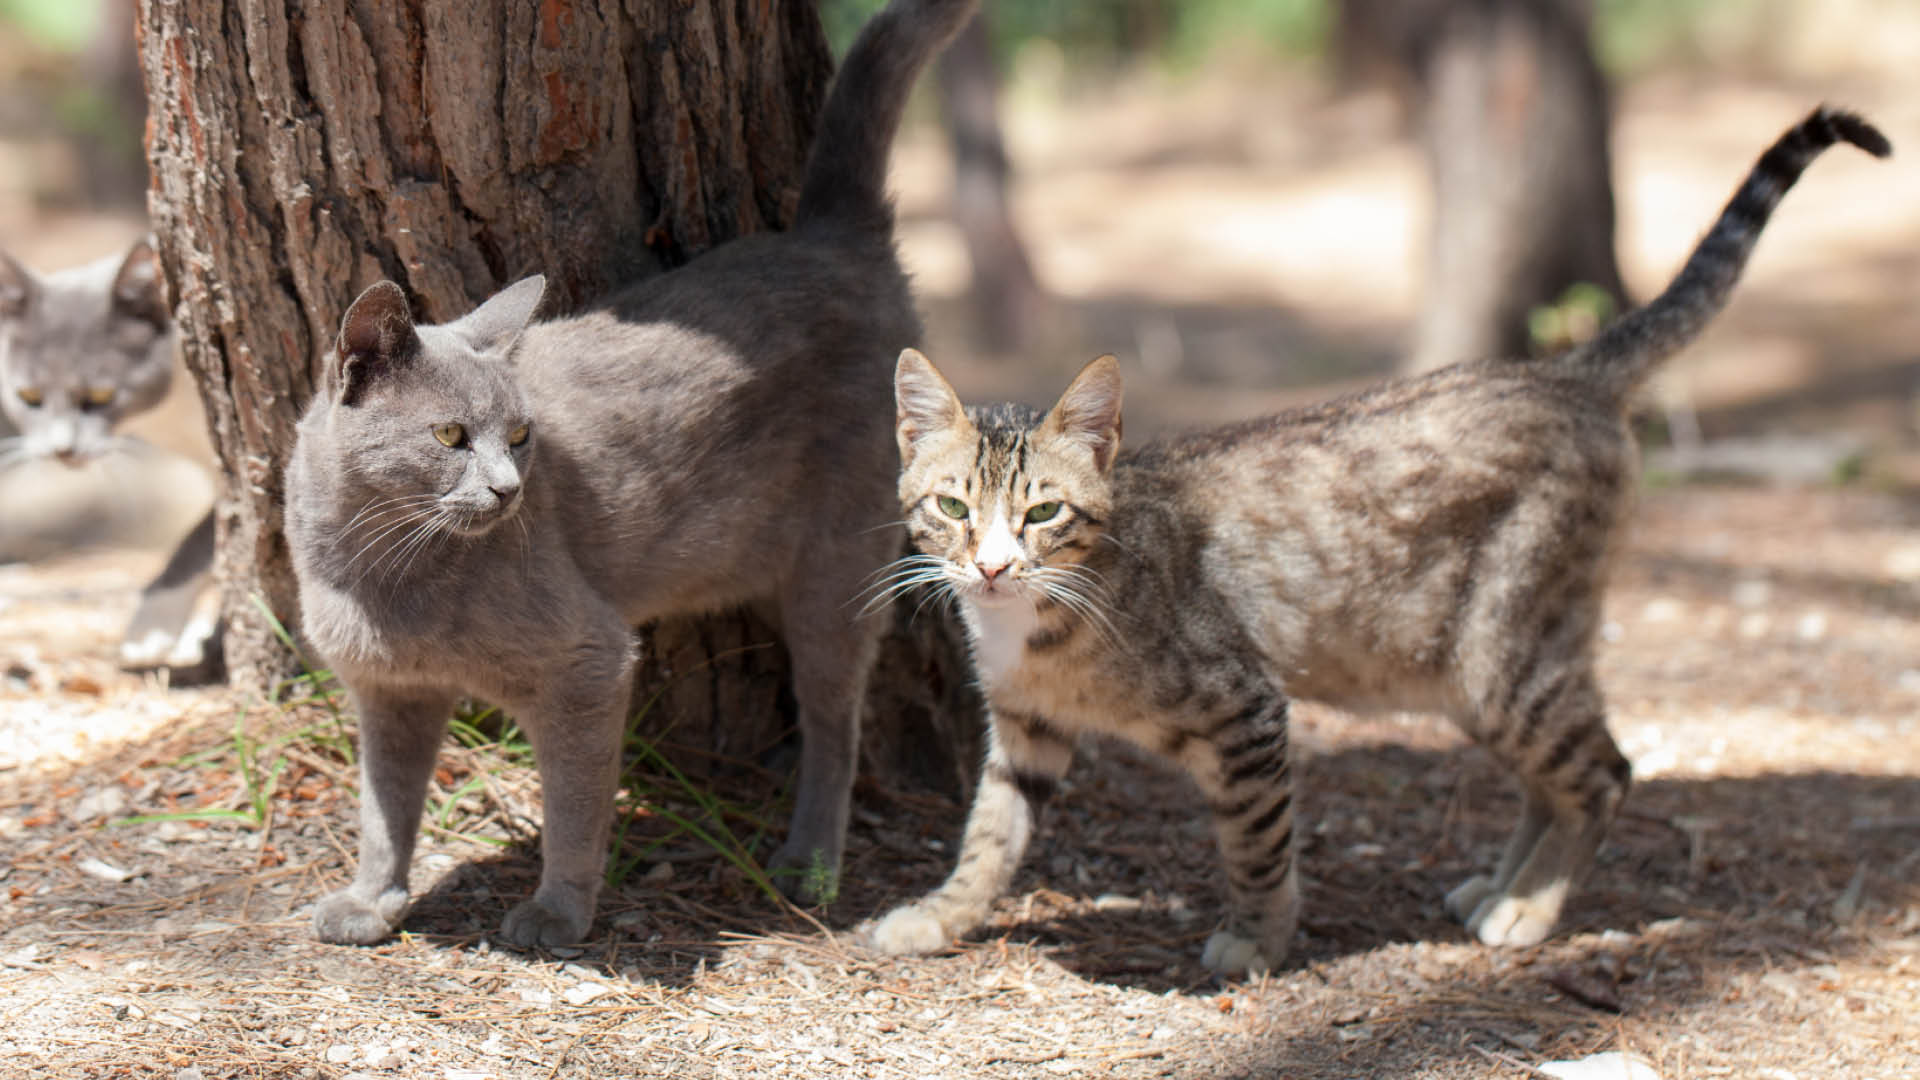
892,349,1122,610
0,240,170,467
299,277,547,542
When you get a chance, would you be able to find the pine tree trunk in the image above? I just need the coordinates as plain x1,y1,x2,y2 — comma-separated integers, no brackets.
935,14,1046,358
139,0,982,798
1340,0,1626,373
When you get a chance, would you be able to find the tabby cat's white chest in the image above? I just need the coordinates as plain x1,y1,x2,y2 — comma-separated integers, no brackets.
958,597,1040,690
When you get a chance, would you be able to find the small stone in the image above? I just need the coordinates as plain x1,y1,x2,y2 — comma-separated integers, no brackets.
1641,598,1683,623
1731,579,1772,608
69,787,129,825
324,1044,356,1064
1795,611,1827,642
642,861,674,884
563,981,612,1006
177,1069,206,1080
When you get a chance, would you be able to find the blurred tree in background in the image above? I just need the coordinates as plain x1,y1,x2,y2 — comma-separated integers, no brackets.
1340,0,1625,373
0,0,144,209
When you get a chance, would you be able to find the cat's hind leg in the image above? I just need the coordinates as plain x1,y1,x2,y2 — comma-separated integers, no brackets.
119,507,222,682
765,568,888,905
1454,667,1629,946
864,710,1074,955
1185,692,1300,975
314,687,454,944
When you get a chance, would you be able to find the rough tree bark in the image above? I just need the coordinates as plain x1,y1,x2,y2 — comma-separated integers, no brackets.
1340,0,1627,373
139,1,981,799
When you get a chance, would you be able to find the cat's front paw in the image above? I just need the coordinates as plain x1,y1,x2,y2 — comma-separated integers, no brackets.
500,897,592,948
313,886,409,944
863,903,953,956
1201,930,1276,976
1463,893,1558,947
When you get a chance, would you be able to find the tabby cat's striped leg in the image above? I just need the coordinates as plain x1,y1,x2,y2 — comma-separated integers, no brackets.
1190,694,1299,975
866,710,1074,955
1454,669,1630,946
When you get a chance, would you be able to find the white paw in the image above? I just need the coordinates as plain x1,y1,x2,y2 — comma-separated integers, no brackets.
865,904,952,956
165,611,217,667
1201,930,1272,976
119,628,173,668
1466,893,1558,947
1444,874,1497,923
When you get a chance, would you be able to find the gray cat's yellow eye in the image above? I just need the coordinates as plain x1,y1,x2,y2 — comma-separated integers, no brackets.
508,424,530,447
84,386,115,408
936,495,969,520
1024,501,1062,525
432,422,466,448
15,387,41,408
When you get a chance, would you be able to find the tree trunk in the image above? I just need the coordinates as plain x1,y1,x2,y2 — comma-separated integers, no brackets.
139,1,982,799
1340,0,1626,373
935,13,1047,358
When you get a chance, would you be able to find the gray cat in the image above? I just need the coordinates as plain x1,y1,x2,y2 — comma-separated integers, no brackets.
286,0,980,947
865,108,1889,974
0,238,220,678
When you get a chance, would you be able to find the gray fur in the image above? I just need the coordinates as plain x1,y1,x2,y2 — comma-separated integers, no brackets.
865,108,1889,974
0,238,220,679
289,0,980,948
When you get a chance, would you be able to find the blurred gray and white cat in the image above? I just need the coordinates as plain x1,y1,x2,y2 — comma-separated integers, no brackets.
0,238,220,677
288,0,980,947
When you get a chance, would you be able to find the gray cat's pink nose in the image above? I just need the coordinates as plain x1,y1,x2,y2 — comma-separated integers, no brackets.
490,483,520,504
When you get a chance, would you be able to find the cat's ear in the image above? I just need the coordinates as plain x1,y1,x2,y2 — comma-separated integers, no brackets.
1043,354,1124,473
448,274,545,359
109,236,168,329
895,348,966,468
0,247,35,320
335,280,419,405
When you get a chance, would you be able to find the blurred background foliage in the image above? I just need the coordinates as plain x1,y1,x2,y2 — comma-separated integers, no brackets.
0,0,1879,216
818,0,1778,75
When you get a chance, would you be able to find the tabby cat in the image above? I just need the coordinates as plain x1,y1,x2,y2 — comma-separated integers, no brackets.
287,0,979,947
866,108,1889,974
0,238,219,677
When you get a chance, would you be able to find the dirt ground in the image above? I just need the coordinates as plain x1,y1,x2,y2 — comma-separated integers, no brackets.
2,68,1919,1080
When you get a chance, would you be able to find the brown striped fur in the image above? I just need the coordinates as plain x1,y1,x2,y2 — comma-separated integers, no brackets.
862,108,1890,974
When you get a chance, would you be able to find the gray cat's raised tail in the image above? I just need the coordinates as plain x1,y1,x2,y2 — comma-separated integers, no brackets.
794,0,980,232
1557,106,1891,404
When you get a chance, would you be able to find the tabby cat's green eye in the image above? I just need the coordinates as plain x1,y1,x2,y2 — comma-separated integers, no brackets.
432,423,466,448
84,386,115,408
508,424,531,447
1024,501,1063,525
15,387,41,408
936,495,969,520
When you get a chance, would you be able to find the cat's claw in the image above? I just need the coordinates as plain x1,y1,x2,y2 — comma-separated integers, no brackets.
864,903,954,956
500,898,592,948
1200,930,1273,976
312,887,408,945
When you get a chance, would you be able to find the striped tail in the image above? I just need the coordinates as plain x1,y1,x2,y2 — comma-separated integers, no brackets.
1553,106,1891,404
793,0,981,233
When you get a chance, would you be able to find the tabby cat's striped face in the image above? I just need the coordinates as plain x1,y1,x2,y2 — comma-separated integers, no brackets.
891,350,1122,610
